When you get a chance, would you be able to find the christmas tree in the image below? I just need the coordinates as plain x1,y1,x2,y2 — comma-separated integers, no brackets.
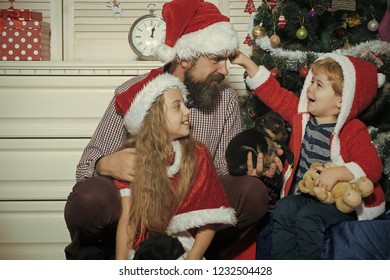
242,0,390,207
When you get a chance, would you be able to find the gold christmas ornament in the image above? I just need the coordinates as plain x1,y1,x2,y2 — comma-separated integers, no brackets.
252,24,267,39
270,34,281,47
347,14,361,27
296,26,308,40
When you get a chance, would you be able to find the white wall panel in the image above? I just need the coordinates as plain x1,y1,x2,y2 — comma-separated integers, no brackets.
0,201,69,260
0,138,89,200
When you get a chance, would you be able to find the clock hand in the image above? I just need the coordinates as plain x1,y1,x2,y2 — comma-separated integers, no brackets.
151,26,155,38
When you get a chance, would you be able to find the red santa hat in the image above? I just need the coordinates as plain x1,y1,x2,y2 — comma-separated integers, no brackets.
155,0,239,63
115,69,188,134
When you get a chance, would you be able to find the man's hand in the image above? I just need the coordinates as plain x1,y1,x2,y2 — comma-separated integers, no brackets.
246,151,283,178
96,148,137,182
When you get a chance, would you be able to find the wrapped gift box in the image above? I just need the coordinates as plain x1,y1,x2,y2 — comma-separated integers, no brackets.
0,9,50,61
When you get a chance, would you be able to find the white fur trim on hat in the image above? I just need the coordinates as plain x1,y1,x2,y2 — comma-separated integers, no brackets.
166,207,236,235
155,22,239,63
124,73,188,135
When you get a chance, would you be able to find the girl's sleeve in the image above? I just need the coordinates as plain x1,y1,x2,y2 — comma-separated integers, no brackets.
246,65,300,125
114,179,132,197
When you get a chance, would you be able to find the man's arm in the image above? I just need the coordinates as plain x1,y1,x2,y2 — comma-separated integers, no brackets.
76,98,127,181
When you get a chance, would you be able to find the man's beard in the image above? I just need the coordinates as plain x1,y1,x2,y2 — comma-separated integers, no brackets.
184,67,225,111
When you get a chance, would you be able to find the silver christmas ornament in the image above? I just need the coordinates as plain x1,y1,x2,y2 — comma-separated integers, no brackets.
367,19,379,32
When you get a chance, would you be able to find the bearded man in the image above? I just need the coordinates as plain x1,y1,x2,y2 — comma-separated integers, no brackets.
64,0,281,260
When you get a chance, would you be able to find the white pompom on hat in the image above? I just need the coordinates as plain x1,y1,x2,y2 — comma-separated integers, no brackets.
154,0,239,63
115,69,188,135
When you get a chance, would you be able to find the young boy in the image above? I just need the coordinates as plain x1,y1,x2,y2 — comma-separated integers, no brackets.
231,51,386,259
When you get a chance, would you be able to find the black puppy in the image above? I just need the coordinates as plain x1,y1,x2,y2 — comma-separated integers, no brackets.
133,235,185,260
226,111,290,176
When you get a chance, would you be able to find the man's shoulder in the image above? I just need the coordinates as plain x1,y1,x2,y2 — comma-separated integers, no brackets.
220,81,239,102
114,72,150,95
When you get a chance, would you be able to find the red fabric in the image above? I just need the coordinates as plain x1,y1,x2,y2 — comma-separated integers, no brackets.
344,55,379,123
232,241,256,260
162,0,230,48
115,142,232,248
114,68,164,115
114,142,230,211
176,143,230,215
114,179,130,190
0,9,42,33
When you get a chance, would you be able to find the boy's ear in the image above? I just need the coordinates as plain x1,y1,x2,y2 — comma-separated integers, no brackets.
337,99,342,109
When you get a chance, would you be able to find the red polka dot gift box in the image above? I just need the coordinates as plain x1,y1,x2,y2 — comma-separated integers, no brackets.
0,9,50,61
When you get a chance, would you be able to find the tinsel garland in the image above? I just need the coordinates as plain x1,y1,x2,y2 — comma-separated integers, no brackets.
255,39,390,64
369,125,390,203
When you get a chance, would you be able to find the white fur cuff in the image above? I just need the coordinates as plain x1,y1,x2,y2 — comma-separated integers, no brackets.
245,66,270,90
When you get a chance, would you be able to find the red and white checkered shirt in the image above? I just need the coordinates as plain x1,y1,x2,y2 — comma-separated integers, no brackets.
76,73,242,181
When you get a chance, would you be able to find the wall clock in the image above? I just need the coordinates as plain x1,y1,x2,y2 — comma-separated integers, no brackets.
128,4,166,60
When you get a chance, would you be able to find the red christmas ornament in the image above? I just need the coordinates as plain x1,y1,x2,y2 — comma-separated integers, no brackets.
243,33,253,46
278,15,288,29
244,0,257,15
270,68,280,78
269,0,277,11
299,66,309,78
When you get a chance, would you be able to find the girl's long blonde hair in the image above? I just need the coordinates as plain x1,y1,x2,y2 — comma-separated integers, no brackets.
119,94,196,245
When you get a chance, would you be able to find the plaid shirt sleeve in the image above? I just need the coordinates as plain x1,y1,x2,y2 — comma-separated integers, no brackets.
75,75,146,182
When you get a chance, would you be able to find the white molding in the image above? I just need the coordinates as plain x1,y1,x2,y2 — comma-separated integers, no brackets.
0,61,163,75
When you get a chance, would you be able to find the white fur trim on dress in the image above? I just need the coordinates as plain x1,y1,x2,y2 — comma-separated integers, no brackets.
155,22,239,63
245,66,270,90
167,140,181,178
166,207,236,235
355,201,386,221
119,188,132,197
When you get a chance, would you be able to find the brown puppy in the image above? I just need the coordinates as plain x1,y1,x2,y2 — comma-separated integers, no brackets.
226,111,290,176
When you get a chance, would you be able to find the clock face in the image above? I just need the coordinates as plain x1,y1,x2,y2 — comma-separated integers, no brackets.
129,15,166,60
